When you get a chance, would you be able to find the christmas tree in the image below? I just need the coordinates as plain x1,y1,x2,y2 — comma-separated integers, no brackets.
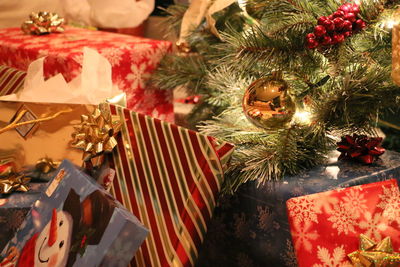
155,0,400,193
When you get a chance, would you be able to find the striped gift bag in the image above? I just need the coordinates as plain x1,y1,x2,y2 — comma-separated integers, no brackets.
109,105,234,267
0,65,26,96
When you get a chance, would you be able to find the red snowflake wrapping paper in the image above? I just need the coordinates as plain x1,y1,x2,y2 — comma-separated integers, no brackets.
287,179,400,267
0,27,173,122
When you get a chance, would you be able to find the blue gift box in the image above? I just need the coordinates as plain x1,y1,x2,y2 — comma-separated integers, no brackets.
1,160,148,267
196,150,400,267
0,182,48,253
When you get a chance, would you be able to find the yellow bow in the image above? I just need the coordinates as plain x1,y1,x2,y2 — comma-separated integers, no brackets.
348,234,400,267
21,11,65,35
71,105,122,167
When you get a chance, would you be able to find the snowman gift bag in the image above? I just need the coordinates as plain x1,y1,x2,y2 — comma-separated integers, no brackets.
0,160,148,267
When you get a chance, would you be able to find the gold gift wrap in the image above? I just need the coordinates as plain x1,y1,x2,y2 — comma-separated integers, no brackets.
0,101,96,172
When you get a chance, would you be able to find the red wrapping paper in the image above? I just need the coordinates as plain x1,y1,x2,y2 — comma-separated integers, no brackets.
287,179,400,267
0,27,173,122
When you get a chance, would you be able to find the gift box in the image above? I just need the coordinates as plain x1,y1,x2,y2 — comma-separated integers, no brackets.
0,101,99,172
287,179,400,266
1,160,148,267
0,182,48,253
0,65,26,96
195,150,400,267
0,26,173,122
109,105,235,266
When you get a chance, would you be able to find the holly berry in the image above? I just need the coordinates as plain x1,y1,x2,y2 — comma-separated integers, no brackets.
355,19,366,30
314,25,327,37
323,20,335,32
342,20,353,31
339,3,352,13
344,31,352,37
318,16,328,25
344,12,356,23
351,5,360,14
333,10,345,18
321,35,332,46
332,33,345,44
333,17,344,30
306,3,364,49
306,38,319,49
306,33,316,39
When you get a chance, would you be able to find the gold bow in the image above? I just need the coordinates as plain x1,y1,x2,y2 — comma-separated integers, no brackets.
348,234,400,267
21,11,65,35
35,158,61,174
71,105,122,166
0,174,30,194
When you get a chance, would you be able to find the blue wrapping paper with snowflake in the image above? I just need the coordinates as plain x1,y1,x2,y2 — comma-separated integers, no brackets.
0,160,148,267
0,182,48,253
195,150,400,267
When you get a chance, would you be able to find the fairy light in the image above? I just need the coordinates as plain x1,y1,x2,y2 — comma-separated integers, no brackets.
293,110,312,125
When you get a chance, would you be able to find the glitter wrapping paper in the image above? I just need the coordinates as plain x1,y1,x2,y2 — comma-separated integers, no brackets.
0,27,173,122
287,179,400,267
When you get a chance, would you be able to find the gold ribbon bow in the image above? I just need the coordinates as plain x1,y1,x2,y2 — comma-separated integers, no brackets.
0,174,30,194
348,234,400,267
35,158,61,174
21,11,65,35
71,105,122,167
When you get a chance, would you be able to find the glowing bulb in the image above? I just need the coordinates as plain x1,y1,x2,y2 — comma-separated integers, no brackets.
293,110,312,125
384,19,397,29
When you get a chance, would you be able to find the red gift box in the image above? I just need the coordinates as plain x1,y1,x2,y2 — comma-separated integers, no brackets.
109,105,235,267
287,179,400,267
0,27,173,122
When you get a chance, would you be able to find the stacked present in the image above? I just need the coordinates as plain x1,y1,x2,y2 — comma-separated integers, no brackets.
0,23,235,266
196,150,400,267
0,25,174,122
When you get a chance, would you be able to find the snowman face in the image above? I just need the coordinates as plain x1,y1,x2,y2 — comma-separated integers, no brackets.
34,210,73,267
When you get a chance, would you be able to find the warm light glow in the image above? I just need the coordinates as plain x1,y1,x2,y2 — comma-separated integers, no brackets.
293,110,312,124
382,19,398,29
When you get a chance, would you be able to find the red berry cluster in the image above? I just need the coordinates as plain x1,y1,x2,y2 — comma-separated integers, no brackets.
306,3,366,49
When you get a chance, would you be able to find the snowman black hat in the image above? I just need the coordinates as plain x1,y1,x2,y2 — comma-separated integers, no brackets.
62,189,116,267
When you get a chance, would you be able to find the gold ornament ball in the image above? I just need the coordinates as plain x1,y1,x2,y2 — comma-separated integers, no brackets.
242,76,295,129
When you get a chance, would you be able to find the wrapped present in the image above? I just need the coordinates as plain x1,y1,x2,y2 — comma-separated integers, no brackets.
195,150,400,267
0,101,101,172
0,65,26,96
0,182,48,252
0,26,173,121
1,160,148,267
109,105,235,266
287,179,400,267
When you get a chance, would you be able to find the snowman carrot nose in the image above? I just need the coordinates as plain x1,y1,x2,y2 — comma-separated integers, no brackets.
48,208,57,247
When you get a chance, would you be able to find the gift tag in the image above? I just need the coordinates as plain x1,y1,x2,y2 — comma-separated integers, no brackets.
12,105,38,139
45,168,66,197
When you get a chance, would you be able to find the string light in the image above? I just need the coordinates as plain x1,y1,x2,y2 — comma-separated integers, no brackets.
292,110,312,125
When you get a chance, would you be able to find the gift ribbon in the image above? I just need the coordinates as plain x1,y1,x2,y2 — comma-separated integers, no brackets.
35,158,61,174
0,174,30,194
0,108,73,135
348,234,400,266
21,11,65,35
177,0,257,52
71,105,122,167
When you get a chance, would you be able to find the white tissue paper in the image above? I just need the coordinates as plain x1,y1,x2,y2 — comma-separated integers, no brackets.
61,0,154,28
0,47,124,104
